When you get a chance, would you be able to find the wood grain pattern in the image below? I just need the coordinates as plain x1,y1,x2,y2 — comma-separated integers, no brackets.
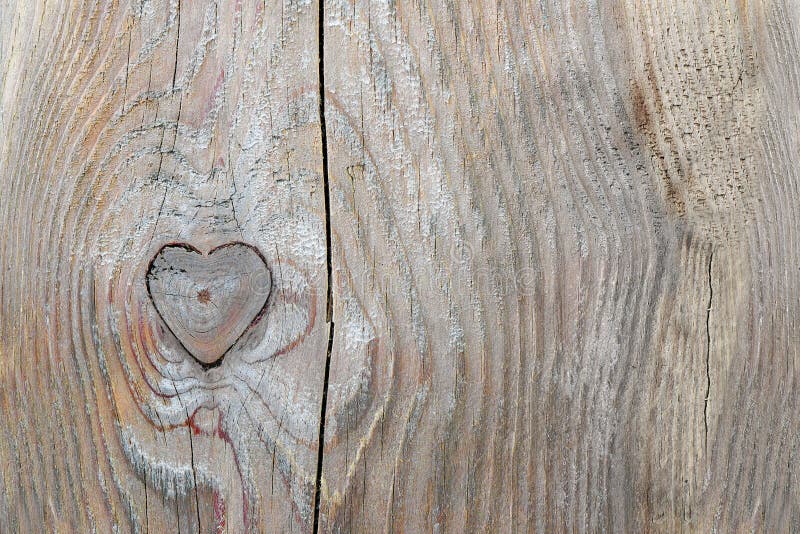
318,0,799,532
2,0,800,532
1,0,328,531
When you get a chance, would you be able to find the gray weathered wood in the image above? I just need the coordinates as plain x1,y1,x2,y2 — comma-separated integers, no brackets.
1,0,328,531
3,0,800,532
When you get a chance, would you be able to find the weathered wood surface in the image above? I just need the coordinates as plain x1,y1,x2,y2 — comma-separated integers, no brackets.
2,0,800,532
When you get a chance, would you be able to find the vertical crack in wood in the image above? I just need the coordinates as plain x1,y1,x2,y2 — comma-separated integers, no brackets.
313,0,334,530
704,250,713,454
187,416,201,532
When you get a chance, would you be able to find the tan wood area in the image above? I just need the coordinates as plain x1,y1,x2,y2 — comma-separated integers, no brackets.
1,0,799,531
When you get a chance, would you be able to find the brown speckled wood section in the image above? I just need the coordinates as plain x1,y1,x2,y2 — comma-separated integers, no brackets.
146,242,271,368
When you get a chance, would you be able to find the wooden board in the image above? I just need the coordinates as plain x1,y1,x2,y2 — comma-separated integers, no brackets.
3,0,800,532
0,0,329,531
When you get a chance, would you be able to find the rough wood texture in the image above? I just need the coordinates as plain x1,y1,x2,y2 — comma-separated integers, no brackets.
1,0,328,531
3,0,800,532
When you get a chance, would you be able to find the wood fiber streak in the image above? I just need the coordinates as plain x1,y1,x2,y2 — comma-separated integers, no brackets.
2,0,800,533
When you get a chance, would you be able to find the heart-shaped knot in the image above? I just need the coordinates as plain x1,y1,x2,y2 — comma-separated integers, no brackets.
146,242,271,368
